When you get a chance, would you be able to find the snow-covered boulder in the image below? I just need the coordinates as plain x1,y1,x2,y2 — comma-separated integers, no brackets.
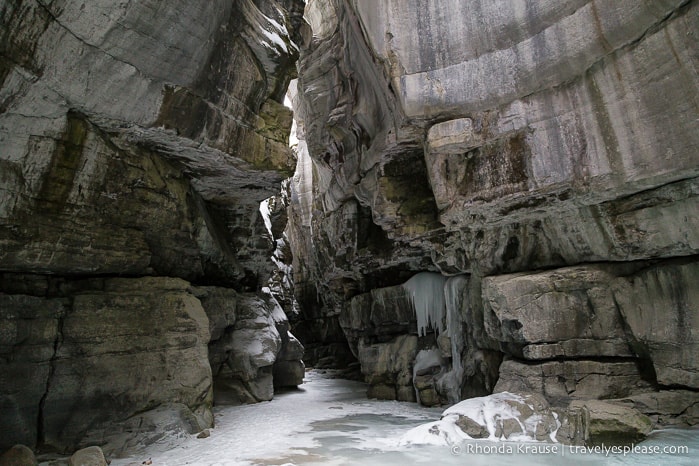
400,392,560,446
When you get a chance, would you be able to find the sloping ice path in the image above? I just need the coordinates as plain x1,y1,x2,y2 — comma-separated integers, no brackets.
111,370,698,466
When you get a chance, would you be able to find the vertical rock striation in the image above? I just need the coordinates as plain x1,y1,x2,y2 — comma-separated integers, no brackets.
1,0,306,454
289,0,699,424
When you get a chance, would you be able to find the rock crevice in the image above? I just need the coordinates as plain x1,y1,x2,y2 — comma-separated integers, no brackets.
36,302,65,449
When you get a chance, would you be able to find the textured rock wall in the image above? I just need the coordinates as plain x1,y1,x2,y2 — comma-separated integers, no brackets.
290,0,699,421
0,276,212,453
1,0,305,453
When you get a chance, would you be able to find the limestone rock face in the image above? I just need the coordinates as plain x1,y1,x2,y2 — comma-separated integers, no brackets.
359,335,418,402
0,293,66,449
1,0,305,288
202,289,304,405
1,277,213,453
612,261,699,389
483,266,633,359
1,0,305,454
289,0,699,428
494,359,651,406
616,391,699,427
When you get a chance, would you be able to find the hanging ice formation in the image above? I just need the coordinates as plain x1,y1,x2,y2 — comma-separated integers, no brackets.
440,276,468,402
402,272,448,336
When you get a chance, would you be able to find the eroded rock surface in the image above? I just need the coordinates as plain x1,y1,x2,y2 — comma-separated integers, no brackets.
1,277,214,453
288,0,699,429
1,0,305,454
204,289,304,405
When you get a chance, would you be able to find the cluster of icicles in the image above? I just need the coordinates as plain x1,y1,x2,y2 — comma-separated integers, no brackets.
402,272,465,338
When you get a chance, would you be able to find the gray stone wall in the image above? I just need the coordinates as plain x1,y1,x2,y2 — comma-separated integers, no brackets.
290,0,699,422
0,0,306,453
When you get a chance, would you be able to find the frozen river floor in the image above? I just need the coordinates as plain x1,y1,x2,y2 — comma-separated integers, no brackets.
109,370,698,466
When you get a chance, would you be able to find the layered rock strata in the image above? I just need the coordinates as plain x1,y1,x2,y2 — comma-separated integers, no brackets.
1,0,305,454
289,0,699,426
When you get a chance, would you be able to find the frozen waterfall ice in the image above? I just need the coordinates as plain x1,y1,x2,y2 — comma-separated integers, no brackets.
402,272,448,337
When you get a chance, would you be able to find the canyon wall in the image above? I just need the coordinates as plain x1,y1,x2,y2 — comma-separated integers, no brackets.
0,0,305,454
2,0,698,455
290,0,699,424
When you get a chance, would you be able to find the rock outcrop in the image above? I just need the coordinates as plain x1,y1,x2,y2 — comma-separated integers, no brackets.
0,276,215,453
203,288,304,405
288,0,699,428
557,400,653,446
1,0,305,454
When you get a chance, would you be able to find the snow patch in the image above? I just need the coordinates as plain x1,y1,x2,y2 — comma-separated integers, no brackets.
259,26,290,52
259,198,273,236
413,349,443,376
398,418,467,447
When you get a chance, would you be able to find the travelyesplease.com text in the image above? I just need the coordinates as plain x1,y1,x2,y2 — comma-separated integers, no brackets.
451,442,690,457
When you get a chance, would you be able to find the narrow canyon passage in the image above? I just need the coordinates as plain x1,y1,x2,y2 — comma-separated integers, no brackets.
1,0,699,464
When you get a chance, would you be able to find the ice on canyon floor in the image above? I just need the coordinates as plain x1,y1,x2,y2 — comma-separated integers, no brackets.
104,371,698,466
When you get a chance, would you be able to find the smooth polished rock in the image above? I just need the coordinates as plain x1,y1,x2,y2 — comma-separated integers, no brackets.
0,445,37,466
68,446,107,466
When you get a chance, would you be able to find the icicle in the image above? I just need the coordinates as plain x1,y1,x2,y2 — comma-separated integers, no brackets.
444,276,468,359
402,272,447,336
444,276,468,386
